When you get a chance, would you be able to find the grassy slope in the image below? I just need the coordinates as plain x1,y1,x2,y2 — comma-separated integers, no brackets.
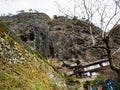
0,21,67,90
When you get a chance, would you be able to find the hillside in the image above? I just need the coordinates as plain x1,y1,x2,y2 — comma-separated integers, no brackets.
0,20,67,90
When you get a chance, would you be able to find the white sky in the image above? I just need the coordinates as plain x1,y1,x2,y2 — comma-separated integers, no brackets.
0,0,120,31
0,0,74,17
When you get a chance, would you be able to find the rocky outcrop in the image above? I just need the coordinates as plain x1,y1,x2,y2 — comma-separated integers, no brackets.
0,13,52,57
48,17,106,64
0,13,106,66
110,25,120,45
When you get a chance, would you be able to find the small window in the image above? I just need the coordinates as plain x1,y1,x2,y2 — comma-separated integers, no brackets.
102,62,110,66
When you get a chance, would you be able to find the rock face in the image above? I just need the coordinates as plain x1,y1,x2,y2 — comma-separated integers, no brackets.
0,12,107,66
110,25,120,45
48,17,106,64
0,20,67,90
2,13,104,64
1,13,51,57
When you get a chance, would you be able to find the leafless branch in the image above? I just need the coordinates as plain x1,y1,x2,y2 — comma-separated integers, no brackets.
83,0,90,20
55,0,73,18
104,1,118,32
112,47,120,56
78,5,86,18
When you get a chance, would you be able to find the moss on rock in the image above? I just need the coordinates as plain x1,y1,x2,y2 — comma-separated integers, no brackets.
0,21,67,90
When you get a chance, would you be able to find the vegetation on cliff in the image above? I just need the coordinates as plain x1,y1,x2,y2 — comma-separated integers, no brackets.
0,21,67,90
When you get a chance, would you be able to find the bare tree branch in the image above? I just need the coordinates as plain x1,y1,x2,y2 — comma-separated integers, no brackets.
112,47,120,56
104,1,118,33
83,0,90,20
55,0,73,18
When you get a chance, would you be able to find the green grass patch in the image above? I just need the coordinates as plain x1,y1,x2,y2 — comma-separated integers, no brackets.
35,84,41,90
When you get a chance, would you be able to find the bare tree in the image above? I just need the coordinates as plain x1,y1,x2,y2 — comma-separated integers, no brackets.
55,0,120,76
81,0,120,76
82,0,97,46
55,0,79,18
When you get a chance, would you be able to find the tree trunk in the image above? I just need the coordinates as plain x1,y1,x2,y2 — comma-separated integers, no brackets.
103,37,120,74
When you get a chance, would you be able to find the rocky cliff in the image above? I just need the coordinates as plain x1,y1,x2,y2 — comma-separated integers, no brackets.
0,20,67,90
0,13,51,57
0,13,107,65
48,16,106,65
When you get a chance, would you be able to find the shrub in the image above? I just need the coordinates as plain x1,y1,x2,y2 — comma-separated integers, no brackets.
92,75,107,90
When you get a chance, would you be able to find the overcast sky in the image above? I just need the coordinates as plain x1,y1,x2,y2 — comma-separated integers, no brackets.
0,0,74,17
0,0,120,31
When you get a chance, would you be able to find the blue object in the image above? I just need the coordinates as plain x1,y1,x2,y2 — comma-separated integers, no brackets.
105,79,115,90
93,87,97,90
